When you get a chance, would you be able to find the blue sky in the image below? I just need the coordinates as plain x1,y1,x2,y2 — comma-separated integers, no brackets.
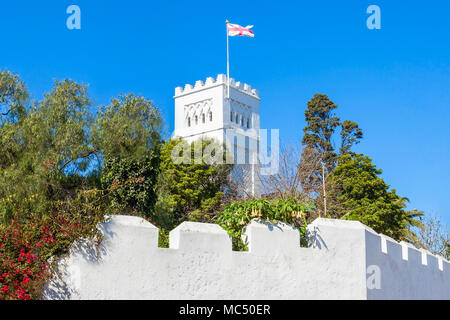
1,1,449,224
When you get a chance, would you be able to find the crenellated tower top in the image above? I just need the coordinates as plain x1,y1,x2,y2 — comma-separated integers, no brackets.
174,74,260,99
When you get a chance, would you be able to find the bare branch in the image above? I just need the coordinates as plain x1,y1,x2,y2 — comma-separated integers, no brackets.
60,149,99,171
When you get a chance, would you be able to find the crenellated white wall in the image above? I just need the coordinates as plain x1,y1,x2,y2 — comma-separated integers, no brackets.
43,216,449,300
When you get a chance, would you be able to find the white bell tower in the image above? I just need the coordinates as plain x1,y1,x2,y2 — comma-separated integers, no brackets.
173,74,261,197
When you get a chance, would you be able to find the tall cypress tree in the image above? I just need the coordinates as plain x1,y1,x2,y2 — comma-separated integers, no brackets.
301,94,340,173
299,94,363,217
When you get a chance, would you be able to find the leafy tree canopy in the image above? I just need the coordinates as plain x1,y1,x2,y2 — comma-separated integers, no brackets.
0,69,28,123
95,94,163,219
92,94,163,162
0,78,94,220
0,70,164,223
154,138,233,229
329,153,422,240
301,93,341,172
299,94,363,196
101,153,161,218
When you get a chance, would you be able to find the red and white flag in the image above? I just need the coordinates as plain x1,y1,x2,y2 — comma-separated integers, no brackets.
227,22,254,38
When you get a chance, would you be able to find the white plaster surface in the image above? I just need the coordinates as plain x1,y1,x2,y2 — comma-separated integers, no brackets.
43,215,450,300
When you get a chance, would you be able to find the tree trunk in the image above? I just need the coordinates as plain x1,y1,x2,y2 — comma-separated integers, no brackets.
321,162,327,218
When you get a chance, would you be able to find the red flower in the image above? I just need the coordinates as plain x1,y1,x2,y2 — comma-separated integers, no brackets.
1,285,8,293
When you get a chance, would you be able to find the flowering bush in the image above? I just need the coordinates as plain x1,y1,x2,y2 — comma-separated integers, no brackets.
0,218,49,300
0,192,105,300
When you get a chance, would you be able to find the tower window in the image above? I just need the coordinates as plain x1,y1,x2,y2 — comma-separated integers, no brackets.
241,117,244,126
195,115,198,125
202,113,205,124
247,118,250,128
188,117,191,127
230,111,233,122
209,111,212,121
236,114,239,124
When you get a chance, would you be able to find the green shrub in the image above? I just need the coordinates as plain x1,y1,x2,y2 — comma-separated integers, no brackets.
217,198,314,250
101,153,161,218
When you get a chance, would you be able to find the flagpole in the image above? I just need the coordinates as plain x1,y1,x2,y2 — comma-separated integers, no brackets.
226,19,230,99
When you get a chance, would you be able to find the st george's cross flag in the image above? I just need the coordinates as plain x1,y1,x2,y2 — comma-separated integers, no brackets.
227,22,254,38
225,20,254,98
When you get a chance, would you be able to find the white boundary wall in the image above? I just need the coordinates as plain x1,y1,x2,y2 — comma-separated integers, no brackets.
44,215,449,300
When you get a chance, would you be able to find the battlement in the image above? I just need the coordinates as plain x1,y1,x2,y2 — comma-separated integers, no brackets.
308,218,449,272
44,216,449,300
174,74,260,99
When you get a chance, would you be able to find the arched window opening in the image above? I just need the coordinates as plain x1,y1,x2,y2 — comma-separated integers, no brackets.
230,111,233,122
195,115,198,125
209,111,213,122
202,113,205,124
241,117,244,126
188,117,191,127
247,118,250,128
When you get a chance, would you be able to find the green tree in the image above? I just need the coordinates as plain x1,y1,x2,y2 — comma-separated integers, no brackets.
298,94,363,217
340,120,363,155
328,153,422,240
0,70,164,299
300,94,341,173
101,154,161,218
0,79,95,221
300,94,363,194
94,94,163,218
154,138,233,229
92,93,163,161
0,76,164,223
0,69,28,124
1,70,29,171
